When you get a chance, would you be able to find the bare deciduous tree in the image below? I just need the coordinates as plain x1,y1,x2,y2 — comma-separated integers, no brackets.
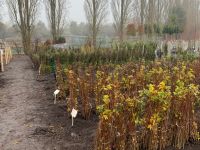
132,0,146,37
6,0,39,53
111,0,133,43
131,0,171,37
147,0,156,36
0,0,2,20
0,0,3,10
157,0,169,24
140,0,146,26
44,0,68,42
84,0,108,48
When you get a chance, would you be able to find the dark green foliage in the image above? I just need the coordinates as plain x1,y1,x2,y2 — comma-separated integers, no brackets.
144,24,153,35
32,42,157,70
153,24,162,34
163,5,186,35
163,43,168,56
55,37,66,44
40,64,52,74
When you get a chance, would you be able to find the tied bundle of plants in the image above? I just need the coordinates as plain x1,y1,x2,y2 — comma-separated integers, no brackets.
170,65,200,149
77,68,93,120
139,82,172,150
55,60,68,100
66,69,78,114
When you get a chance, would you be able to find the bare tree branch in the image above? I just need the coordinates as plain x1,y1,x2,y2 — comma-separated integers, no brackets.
6,0,39,53
44,0,68,42
84,0,108,48
111,0,133,42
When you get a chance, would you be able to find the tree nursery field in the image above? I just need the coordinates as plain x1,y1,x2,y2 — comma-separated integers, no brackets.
1,0,200,149
15,43,200,150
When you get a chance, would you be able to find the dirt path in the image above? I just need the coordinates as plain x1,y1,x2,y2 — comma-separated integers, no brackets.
0,55,97,150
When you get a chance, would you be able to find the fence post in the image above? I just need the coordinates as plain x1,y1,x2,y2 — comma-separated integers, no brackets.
5,47,8,65
0,49,4,72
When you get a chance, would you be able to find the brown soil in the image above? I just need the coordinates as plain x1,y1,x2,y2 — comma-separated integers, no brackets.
1,55,200,150
0,55,98,150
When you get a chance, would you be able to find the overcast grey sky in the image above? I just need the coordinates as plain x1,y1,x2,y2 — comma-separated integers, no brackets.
68,0,112,23
3,0,112,24
69,0,85,22
25,0,87,24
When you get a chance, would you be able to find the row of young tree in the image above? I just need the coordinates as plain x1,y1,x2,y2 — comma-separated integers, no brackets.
3,0,200,52
5,0,67,53
85,0,200,47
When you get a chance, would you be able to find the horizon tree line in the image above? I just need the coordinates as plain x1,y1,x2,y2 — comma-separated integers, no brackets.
5,0,200,52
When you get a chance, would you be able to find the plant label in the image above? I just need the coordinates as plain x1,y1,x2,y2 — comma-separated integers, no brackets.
71,108,78,118
54,89,60,95
53,89,60,104
71,108,78,127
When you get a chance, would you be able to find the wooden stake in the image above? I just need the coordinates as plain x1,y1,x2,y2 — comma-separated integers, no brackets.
54,94,57,104
0,50,4,72
5,47,8,65
72,116,74,127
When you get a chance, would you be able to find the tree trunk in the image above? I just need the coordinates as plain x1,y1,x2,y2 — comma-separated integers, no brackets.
22,31,31,54
140,0,145,39
120,0,124,44
148,0,155,38
92,0,97,49
51,0,57,43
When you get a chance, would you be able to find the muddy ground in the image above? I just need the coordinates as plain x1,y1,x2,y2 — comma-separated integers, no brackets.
0,55,97,150
1,55,200,150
